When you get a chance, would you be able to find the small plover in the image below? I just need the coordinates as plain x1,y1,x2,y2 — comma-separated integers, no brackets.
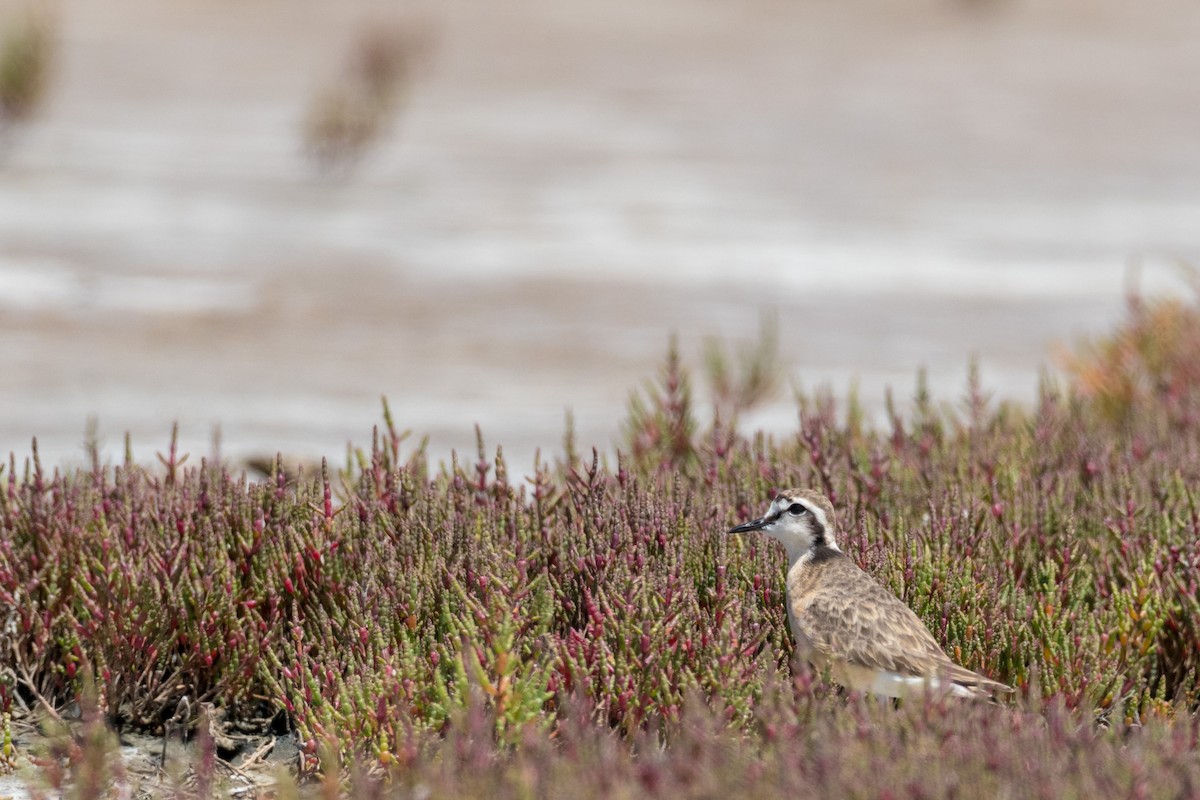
730,489,1013,699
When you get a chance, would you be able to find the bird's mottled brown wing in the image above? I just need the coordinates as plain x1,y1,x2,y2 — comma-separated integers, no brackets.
791,556,1002,689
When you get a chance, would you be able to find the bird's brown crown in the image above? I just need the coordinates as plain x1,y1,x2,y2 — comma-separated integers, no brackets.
774,488,837,531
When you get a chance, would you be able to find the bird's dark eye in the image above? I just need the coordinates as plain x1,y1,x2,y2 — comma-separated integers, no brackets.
788,503,807,516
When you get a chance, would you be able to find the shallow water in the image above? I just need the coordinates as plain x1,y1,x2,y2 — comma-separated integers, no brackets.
0,0,1197,472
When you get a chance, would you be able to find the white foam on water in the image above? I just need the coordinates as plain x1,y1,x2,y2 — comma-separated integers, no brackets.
0,260,78,310
0,257,254,314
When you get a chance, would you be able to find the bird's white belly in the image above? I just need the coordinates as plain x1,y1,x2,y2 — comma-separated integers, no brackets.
850,668,976,699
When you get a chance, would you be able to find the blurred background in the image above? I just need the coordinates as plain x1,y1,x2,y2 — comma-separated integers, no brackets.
0,0,1197,471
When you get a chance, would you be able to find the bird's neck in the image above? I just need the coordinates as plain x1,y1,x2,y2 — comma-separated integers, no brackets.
789,542,843,570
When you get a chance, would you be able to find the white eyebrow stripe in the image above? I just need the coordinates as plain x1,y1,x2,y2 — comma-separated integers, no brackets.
775,495,829,532
804,500,828,532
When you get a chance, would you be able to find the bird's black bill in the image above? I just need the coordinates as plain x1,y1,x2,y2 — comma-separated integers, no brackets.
729,517,767,534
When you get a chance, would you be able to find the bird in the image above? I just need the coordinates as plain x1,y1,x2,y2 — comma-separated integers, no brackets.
729,488,1013,700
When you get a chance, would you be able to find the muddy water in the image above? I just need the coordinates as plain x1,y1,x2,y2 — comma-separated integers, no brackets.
0,0,1197,472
